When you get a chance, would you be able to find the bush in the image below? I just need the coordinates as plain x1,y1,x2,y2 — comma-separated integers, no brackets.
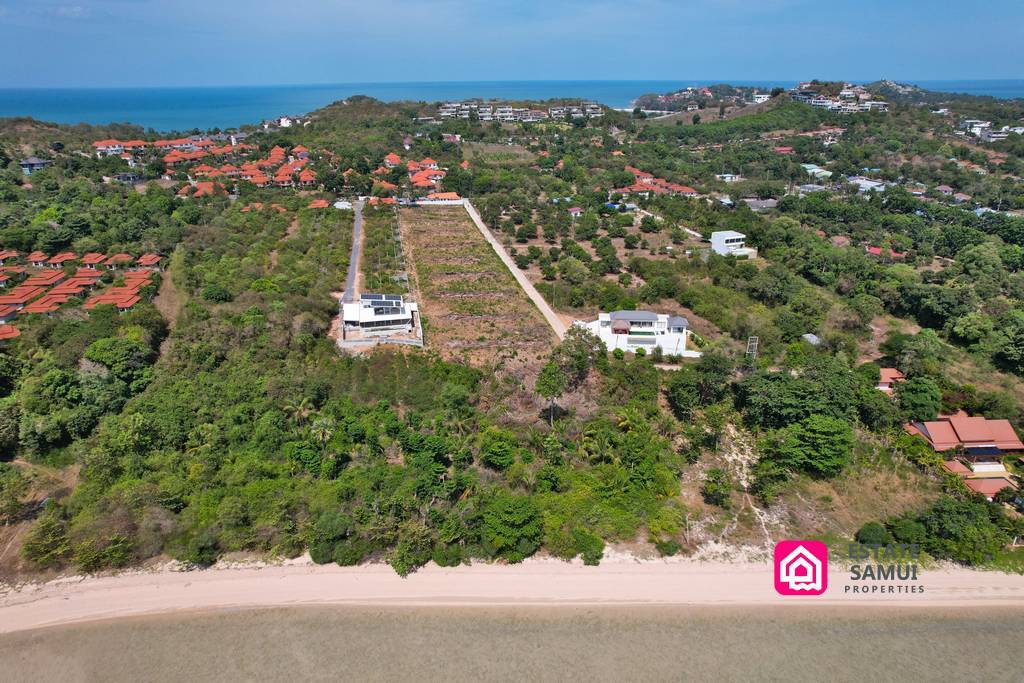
855,521,892,546
21,505,70,568
701,468,733,508
572,528,605,566
200,283,233,303
655,540,681,556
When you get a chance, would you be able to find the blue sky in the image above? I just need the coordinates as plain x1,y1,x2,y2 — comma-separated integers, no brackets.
2,0,1022,87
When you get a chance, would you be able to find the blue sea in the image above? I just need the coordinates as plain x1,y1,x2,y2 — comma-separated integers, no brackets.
0,80,1021,132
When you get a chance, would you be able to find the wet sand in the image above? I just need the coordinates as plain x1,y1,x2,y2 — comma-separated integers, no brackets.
2,605,1023,682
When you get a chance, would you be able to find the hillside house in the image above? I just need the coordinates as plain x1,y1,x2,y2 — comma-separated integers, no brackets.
576,311,701,357
710,231,757,258
877,367,905,393
907,412,1023,499
342,293,419,335
19,157,53,176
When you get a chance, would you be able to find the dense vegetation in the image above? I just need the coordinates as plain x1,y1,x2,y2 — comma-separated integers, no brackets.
4,85,1024,578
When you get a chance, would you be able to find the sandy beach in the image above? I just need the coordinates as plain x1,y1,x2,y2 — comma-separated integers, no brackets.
3,551,1024,635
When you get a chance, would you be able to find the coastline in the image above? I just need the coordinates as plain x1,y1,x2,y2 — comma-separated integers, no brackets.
3,550,1024,635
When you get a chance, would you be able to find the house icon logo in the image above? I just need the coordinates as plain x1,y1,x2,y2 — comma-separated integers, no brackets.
774,540,828,596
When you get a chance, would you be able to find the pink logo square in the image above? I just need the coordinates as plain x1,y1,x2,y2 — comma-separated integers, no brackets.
774,540,828,596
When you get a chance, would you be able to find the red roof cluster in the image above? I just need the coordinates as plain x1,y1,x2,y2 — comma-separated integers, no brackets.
612,166,697,197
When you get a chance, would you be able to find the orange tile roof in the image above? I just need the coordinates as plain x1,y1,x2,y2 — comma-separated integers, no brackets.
47,252,77,265
964,477,1016,498
73,269,104,279
27,251,48,262
879,368,905,383
426,192,461,200
307,199,330,209
136,254,162,267
0,286,46,306
81,252,107,266
23,271,64,287
22,294,69,315
0,325,19,341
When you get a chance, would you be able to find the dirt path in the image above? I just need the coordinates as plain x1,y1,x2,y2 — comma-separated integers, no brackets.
341,201,364,303
462,200,568,339
269,217,301,269
151,266,181,357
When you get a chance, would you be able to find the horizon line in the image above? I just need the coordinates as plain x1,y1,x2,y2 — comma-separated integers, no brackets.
2,77,1024,92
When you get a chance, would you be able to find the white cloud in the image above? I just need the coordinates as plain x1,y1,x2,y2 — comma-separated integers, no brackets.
54,5,90,18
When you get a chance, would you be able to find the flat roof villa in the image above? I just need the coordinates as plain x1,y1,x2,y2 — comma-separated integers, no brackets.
340,293,423,347
576,310,701,357
710,231,757,258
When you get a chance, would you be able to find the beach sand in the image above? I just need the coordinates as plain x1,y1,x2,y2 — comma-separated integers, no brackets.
2,552,1024,635
3,605,1024,682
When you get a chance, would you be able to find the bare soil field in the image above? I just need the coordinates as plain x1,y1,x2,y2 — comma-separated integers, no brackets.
399,207,555,364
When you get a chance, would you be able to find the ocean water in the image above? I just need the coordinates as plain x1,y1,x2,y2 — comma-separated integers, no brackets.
0,80,1021,132
2,605,1023,681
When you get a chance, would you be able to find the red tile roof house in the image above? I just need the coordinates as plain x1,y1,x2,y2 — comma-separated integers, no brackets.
23,270,65,288
86,292,140,313
906,413,1024,498
135,254,163,271
0,324,20,345
877,367,906,394
383,152,402,168
0,305,17,324
105,253,134,269
27,251,48,268
0,250,19,263
47,252,78,269
21,294,70,316
81,252,107,269
0,285,47,310
865,245,907,260
307,199,330,209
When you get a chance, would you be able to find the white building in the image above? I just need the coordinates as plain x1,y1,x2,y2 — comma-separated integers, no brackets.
710,230,757,258
576,311,701,357
342,293,418,335
752,93,770,104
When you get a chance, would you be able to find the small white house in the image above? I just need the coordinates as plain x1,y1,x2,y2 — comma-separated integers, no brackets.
710,230,757,258
575,311,701,357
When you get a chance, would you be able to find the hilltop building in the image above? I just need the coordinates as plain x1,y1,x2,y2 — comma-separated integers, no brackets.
710,231,757,258
575,311,701,357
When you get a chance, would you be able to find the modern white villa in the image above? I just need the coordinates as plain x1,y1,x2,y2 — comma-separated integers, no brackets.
710,230,758,258
342,293,419,335
576,310,701,357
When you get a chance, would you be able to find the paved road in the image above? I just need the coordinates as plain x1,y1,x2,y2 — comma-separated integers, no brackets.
463,200,569,340
342,199,364,303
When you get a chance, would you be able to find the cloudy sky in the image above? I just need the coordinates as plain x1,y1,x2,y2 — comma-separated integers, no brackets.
2,0,1022,87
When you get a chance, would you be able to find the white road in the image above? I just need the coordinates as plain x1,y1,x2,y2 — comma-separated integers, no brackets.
462,200,569,339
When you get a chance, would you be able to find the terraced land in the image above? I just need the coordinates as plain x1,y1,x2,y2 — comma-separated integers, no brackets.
399,206,555,363
360,206,408,295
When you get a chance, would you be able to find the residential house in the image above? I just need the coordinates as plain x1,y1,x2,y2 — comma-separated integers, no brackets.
877,368,906,394
19,157,53,176
575,310,701,357
710,230,757,258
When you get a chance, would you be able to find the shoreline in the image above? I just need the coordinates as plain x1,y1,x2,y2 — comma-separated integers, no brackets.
3,551,1024,635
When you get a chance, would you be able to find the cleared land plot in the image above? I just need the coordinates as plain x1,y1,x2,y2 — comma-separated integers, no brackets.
399,206,555,363
360,207,408,295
